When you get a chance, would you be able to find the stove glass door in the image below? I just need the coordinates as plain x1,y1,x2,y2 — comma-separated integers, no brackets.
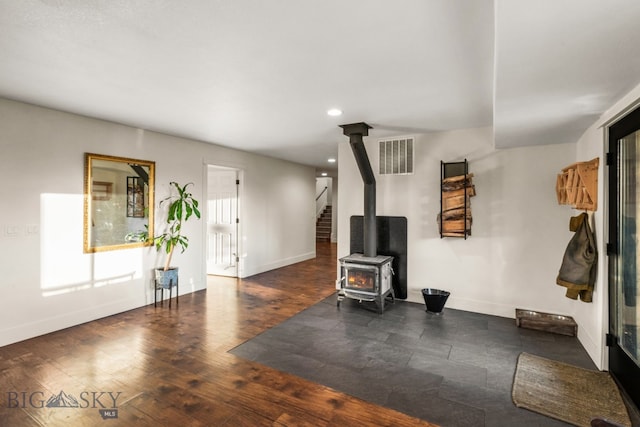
344,264,378,293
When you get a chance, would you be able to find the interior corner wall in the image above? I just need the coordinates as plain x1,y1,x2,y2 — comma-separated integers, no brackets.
567,121,607,370
0,98,316,347
338,127,582,345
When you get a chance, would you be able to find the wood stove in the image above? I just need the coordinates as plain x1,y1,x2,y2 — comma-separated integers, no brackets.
337,122,397,313
336,254,394,313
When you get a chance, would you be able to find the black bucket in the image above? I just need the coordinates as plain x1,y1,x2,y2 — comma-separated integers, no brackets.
421,288,450,314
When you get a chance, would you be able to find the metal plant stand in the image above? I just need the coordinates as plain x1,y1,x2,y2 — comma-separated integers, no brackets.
154,277,178,308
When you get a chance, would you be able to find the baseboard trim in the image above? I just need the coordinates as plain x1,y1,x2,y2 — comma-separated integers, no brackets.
0,298,142,347
240,251,316,278
405,290,515,319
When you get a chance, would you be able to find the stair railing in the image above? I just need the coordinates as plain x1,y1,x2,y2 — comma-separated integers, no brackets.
316,186,328,219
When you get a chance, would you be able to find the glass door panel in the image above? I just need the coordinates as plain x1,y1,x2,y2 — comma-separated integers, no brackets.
615,131,640,364
609,105,640,406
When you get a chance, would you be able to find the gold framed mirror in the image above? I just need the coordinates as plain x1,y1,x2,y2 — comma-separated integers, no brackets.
84,153,155,253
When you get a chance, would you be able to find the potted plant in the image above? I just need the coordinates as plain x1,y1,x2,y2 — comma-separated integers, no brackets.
153,181,201,288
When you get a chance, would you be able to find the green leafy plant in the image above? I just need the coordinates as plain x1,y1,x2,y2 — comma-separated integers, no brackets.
154,182,201,271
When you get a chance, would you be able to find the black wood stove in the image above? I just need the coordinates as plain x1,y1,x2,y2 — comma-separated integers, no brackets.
336,122,395,313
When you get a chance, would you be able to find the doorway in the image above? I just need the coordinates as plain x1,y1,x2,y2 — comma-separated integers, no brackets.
316,177,333,242
206,165,240,277
608,105,640,405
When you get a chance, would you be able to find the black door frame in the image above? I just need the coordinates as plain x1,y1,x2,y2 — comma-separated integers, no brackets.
608,104,640,405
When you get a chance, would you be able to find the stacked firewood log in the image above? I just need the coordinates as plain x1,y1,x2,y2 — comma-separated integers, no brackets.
438,173,475,237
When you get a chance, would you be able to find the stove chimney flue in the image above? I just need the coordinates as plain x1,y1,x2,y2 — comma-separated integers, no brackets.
340,122,376,258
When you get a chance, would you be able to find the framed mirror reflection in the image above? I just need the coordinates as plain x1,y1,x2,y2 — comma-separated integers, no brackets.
84,153,155,253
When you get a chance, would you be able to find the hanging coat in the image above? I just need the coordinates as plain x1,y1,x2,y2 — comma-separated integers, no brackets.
556,212,597,302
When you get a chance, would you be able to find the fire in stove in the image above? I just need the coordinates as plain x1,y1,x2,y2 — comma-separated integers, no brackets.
347,270,374,290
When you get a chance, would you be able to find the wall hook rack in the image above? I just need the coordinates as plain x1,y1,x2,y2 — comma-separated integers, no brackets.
556,157,599,211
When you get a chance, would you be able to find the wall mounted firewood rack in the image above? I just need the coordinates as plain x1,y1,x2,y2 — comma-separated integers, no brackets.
439,159,475,239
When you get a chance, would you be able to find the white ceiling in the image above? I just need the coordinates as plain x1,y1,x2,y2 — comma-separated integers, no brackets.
1,1,640,175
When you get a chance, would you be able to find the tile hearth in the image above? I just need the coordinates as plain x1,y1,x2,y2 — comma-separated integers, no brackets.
230,296,596,427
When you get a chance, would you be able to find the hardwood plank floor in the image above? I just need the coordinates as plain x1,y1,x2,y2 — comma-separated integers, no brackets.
0,243,436,426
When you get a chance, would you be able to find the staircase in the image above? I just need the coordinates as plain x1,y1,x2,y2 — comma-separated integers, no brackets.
316,205,332,242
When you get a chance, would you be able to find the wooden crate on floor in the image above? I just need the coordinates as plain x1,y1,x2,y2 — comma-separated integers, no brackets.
515,308,577,337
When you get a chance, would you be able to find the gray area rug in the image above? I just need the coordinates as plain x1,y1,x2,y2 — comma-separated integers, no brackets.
230,296,597,427
512,352,631,427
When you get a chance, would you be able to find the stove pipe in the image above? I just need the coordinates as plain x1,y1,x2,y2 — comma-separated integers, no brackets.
340,122,376,258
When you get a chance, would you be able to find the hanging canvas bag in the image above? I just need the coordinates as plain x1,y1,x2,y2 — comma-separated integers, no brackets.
556,212,597,302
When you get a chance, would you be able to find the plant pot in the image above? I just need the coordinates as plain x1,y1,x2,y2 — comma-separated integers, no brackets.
421,288,450,314
155,267,178,289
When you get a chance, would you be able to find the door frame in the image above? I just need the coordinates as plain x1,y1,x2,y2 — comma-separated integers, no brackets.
607,104,640,406
205,164,243,278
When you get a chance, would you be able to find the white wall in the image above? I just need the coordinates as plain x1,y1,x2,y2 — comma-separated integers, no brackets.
0,98,316,346
211,152,316,277
338,127,583,342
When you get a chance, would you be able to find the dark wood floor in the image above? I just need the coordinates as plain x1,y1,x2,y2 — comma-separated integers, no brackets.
0,242,436,426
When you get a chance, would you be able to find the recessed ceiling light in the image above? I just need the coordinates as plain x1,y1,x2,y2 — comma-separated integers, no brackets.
327,108,342,117
321,172,328,176
328,158,336,163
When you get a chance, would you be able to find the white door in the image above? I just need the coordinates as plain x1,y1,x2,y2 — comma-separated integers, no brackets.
206,167,238,277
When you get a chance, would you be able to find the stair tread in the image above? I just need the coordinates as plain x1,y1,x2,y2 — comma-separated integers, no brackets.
316,206,332,242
